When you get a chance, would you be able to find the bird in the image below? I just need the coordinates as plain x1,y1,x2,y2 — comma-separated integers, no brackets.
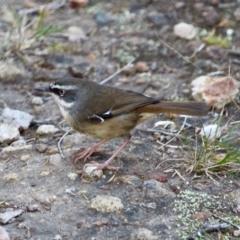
36,77,208,171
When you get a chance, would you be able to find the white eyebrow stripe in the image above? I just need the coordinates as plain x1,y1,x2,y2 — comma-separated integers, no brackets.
50,84,78,90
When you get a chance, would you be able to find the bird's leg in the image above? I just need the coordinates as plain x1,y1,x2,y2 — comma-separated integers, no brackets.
71,139,109,164
85,138,130,171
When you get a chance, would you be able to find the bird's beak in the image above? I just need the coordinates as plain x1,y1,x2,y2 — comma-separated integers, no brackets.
35,86,51,93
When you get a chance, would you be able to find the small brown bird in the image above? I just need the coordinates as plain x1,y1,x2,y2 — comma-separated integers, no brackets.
36,77,208,171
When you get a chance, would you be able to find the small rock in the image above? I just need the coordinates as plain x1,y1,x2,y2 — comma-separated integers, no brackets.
48,147,59,155
203,9,220,26
49,154,62,167
2,173,18,182
191,75,239,109
10,138,26,147
31,96,43,105
40,170,51,176
1,145,32,153
36,124,59,135
135,61,149,72
145,202,157,209
65,187,76,196
20,154,30,161
174,22,197,40
122,64,136,76
35,143,48,153
94,11,115,25
66,26,87,42
2,107,33,130
0,124,19,144
144,179,176,198
27,204,40,212
67,172,78,180
197,124,221,140
233,229,240,237
146,12,168,26
69,0,88,9
53,234,62,240
234,8,240,21
82,163,103,181
0,226,10,240
0,60,24,82
131,228,158,240
0,209,23,224
89,195,124,213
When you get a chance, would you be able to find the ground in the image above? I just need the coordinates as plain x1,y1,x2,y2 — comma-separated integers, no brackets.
0,0,240,240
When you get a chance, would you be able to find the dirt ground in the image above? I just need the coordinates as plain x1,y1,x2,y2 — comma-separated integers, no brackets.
0,0,240,239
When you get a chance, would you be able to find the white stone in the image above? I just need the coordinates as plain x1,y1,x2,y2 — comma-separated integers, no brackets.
1,145,32,153
2,107,33,130
31,96,43,105
10,138,26,147
36,124,59,135
67,173,78,180
0,226,10,240
198,124,221,140
174,22,197,40
0,123,19,144
89,195,124,213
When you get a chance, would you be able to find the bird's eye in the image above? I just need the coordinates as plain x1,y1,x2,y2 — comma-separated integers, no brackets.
59,89,65,96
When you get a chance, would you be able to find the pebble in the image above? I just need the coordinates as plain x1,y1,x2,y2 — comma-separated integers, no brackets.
146,12,168,26
67,173,78,181
2,107,33,130
36,124,59,135
48,147,59,155
34,143,48,153
0,123,19,144
131,228,158,240
2,173,18,182
0,60,24,82
69,0,88,9
203,9,220,26
173,22,197,40
66,26,87,42
94,11,115,25
10,138,26,147
135,61,149,72
89,195,124,213
234,7,240,21
82,164,103,181
1,145,32,153
53,234,62,240
31,96,43,105
20,154,30,161
144,179,176,198
0,209,23,224
0,226,10,240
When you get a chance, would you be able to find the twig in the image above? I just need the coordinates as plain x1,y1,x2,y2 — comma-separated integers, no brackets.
187,223,230,240
99,58,136,85
158,117,188,148
173,169,185,181
57,128,72,158
212,213,240,230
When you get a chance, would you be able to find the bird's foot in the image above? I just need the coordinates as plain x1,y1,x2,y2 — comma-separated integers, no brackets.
71,147,109,164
